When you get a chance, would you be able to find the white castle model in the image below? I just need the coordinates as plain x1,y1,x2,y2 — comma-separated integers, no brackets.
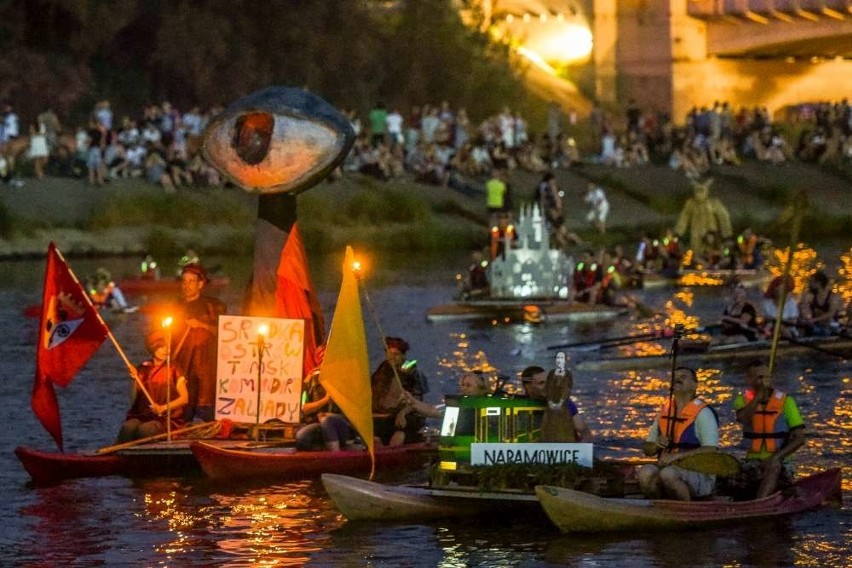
488,203,574,299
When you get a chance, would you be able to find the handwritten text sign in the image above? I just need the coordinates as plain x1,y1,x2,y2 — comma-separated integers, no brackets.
470,443,593,468
215,315,304,424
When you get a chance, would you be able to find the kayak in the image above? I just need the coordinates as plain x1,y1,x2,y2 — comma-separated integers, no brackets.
426,300,628,324
535,468,842,533
321,473,544,521
190,441,437,482
642,268,771,290
576,335,852,371
117,275,230,296
15,438,250,486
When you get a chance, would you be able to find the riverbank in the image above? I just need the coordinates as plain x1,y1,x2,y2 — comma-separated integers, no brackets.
1,160,850,260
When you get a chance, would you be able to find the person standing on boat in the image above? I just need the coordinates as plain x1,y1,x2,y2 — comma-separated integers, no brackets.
734,360,806,499
116,331,188,443
174,263,226,423
638,367,720,501
296,367,355,451
371,336,430,446
718,284,759,343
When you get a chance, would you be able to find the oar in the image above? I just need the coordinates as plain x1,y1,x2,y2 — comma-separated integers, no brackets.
673,451,742,476
95,421,218,455
547,331,664,351
783,335,848,359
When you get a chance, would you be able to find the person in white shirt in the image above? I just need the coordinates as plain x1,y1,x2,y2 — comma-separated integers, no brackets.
584,182,610,233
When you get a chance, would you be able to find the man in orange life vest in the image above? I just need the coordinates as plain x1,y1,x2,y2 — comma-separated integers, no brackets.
734,360,805,498
638,367,720,501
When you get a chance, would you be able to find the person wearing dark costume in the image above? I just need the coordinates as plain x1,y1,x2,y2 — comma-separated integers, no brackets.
799,270,842,337
117,331,188,443
371,336,430,446
173,263,226,422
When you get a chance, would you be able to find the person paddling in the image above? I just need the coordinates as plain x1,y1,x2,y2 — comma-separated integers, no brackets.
638,366,720,501
733,360,806,499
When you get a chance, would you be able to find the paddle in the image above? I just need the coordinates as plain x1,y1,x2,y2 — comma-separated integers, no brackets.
664,324,685,448
547,331,664,351
672,451,742,476
95,421,218,455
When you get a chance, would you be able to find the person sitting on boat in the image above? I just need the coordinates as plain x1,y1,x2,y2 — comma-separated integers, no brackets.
371,336,430,446
718,284,760,343
295,367,355,451
798,270,842,337
571,251,599,305
459,369,491,396
88,268,130,311
760,275,799,339
176,248,200,277
638,366,720,501
699,231,726,270
458,248,489,300
635,234,663,273
116,330,188,443
735,227,764,269
518,364,590,442
733,360,806,499
140,254,161,280
659,228,682,273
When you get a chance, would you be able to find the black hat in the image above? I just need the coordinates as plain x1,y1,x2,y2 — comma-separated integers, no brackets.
384,336,409,353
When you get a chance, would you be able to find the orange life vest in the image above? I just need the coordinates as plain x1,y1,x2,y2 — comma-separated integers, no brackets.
659,397,709,453
741,389,789,454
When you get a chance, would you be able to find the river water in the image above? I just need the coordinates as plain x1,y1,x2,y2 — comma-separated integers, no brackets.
1,252,849,567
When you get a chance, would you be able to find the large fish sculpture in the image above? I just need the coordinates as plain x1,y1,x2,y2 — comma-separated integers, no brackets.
201,87,355,316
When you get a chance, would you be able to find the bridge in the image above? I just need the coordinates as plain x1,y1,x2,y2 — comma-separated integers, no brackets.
471,1,852,121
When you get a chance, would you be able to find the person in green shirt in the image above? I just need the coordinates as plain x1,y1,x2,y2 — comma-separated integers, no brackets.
368,102,388,148
733,360,806,498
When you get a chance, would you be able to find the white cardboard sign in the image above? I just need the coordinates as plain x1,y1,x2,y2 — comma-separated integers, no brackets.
215,315,304,424
470,443,594,468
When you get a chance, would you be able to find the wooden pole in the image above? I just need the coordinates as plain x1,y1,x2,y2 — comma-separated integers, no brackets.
95,421,217,455
769,190,807,374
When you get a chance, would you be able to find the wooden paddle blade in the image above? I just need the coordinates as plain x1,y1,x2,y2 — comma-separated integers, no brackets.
675,452,742,476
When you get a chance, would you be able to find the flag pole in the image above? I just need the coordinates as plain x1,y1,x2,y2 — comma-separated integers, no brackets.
54,247,156,406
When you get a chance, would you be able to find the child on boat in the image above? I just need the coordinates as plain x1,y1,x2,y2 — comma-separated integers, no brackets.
116,330,188,443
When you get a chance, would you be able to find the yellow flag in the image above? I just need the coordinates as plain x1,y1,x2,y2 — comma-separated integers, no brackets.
318,246,375,476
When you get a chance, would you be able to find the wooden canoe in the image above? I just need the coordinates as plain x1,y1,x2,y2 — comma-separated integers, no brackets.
426,300,627,324
642,268,771,290
321,473,544,521
190,441,437,482
117,275,230,296
576,335,852,372
15,439,248,486
535,468,842,533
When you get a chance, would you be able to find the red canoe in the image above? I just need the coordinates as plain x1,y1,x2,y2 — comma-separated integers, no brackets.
117,275,230,296
16,439,243,486
190,441,437,482
535,468,843,533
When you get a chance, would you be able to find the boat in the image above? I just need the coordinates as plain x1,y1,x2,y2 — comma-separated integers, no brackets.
323,394,644,521
641,268,771,290
576,335,852,372
117,275,231,296
426,300,628,324
15,437,259,486
190,441,437,482
535,468,842,533
321,473,543,521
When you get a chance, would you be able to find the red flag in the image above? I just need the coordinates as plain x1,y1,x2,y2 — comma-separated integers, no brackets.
33,242,109,450
275,222,326,374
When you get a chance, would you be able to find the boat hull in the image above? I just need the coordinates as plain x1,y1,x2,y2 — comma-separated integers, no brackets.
321,473,543,521
191,441,437,482
535,468,842,533
577,336,852,371
642,269,771,290
426,300,626,323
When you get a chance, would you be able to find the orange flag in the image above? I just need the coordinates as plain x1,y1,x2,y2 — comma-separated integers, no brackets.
33,243,109,451
318,247,374,475
275,222,325,373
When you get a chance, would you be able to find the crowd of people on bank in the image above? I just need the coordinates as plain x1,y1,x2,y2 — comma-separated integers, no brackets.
3,96,851,193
